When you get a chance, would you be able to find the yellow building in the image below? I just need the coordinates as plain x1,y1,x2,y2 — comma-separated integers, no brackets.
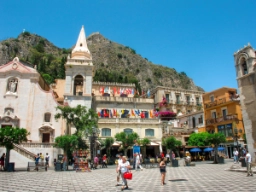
202,87,245,158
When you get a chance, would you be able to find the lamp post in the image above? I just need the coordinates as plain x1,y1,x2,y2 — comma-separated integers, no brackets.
89,127,100,163
85,126,100,165
233,127,242,157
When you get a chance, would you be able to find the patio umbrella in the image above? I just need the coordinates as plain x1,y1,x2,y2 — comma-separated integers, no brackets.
203,147,213,152
190,148,202,152
218,147,225,151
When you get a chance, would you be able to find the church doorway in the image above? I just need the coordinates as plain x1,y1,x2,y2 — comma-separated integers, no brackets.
42,133,50,143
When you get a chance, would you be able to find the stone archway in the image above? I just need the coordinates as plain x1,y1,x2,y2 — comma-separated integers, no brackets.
0,116,19,128
39,126,55,143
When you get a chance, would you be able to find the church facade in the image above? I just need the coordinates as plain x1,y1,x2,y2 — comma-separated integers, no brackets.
0,26,205,164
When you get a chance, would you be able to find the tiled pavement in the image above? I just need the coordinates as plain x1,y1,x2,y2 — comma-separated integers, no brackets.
0,160,255,192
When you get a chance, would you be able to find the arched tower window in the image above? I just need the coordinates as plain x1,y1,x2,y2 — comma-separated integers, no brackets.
44,113,51,122
74,75,84,96
241,57,248,75
7,77,18,94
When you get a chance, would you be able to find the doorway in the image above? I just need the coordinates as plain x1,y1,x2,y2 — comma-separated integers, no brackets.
42,133,50,143
1,124,12,128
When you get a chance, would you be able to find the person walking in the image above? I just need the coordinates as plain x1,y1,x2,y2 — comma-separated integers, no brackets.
118,156,131,191
45,153,50,167
116,154,123,186
34,154,40,170
94,155,99,169
102,154,108,168
159,157,166,185
0,153,5,171
233,148,238,163
172,151,176,160
39,153,44,166
63,155,67,171
166,152,170,164
246,150,253,177
135,153,143,171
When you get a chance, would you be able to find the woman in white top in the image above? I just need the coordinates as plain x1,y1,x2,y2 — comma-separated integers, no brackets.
118,156,131,191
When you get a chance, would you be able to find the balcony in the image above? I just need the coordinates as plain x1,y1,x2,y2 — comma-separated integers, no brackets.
93,96,154,104
206,114,238,125
205,96,240,109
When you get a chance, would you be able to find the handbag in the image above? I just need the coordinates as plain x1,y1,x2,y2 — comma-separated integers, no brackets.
123,171,133,180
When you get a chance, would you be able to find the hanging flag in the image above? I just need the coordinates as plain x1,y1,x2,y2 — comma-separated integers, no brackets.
113,87,117,95
98,111,101,117
147,89,150,98
104,87,108,93
131,109,135,116
135,109,140,116
100,109,104,117
108,86,111,94
113,109,116,117
117,87,120,94
141,112,145,118
109,110,113,118
121,109,124,114
100,87,104,94
150,110,153,118
137,89,140,95
132,89,134,95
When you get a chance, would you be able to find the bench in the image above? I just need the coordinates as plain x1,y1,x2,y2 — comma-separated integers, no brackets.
27,162,47,171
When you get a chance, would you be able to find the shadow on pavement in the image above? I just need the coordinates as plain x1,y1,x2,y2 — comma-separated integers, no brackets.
169,179,188,182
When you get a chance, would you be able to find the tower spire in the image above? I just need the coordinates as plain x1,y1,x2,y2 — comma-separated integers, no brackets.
71,25,91,60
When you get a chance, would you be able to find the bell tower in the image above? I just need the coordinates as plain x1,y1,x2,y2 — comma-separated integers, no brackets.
64,26,94,109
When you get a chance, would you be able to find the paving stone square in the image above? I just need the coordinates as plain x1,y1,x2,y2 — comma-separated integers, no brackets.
0,160,255,192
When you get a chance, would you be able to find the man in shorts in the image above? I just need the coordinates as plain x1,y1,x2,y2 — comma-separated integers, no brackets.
116,154,123,186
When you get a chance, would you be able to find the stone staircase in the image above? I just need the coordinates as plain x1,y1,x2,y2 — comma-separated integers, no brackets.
13,143,36,161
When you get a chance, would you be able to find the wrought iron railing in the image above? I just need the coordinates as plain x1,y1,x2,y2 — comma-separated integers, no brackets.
206,114,238,125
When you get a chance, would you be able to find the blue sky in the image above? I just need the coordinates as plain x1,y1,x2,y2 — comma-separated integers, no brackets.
1,0,255,92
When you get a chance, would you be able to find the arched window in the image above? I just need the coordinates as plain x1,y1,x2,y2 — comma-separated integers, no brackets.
4,108,14,116
74,75,84,96
145,129,154,137
44,113,51,122
241,57,248,75
124,128,133,135
7,77,18,94
102,128,111,137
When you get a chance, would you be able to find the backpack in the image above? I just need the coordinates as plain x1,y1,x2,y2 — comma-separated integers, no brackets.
45,156,49,161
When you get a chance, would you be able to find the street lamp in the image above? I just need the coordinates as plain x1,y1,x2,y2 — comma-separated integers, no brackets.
233,127,242,157
88,127,100,163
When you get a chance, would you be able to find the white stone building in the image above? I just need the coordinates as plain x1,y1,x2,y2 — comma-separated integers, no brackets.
151,86,204,115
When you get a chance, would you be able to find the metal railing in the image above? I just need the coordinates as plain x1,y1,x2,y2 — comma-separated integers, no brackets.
206,114,238,125
205,97,240,109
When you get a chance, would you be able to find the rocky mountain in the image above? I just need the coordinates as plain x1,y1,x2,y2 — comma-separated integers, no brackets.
0,31,204,92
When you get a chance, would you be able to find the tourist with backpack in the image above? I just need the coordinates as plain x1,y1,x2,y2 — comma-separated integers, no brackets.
45,153,50,167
